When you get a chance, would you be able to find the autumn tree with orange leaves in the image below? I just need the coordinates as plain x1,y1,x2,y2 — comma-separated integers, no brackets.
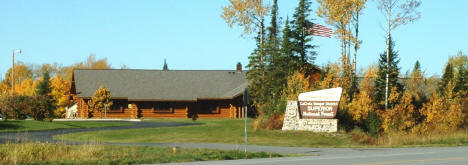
88,85,113,118
51,74,72,118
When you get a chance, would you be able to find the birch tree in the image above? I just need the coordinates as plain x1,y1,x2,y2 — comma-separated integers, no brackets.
316,0,367,101
222,0,270,110
221,0,269,36
377,0,421,109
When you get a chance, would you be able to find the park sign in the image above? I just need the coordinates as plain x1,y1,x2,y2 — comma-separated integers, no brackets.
297,87,342,119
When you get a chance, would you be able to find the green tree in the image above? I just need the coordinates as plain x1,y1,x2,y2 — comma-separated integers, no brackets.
263,0,287,115
33,71,56,120
266,0,279,43
36,71,52,96
88,85,113,118
377,0,421,110
448,51,468,96
163,59,169,71
374,38,401,109
405,61,427,123
290,0,317,66
439,63,454,96
280,17,298,73
454,64,467,96
246,19,267,110
1,95,30,120
30,95,56,121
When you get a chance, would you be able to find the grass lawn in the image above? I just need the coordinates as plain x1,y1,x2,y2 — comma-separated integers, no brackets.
0,120,134,132
56,119,360,147
56,119,468,147
0,142,281,164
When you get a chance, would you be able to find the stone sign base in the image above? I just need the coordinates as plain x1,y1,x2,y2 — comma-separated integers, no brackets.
282,101,338,133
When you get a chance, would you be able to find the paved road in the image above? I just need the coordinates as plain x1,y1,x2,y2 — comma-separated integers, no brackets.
2,122,467,165
159,146,468,165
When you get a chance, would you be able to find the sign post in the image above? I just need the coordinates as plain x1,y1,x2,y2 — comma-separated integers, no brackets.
243,89,248,152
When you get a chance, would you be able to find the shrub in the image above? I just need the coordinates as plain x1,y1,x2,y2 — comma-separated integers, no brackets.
253,114,284,130
365,111,381,136
417,81,465,134
29,95,56,121
336,107,354,132
0,94,55,121
1,95,30,120
379,90,417,134
350,128,378,145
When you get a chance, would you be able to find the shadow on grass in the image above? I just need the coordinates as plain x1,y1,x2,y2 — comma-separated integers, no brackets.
0,121,21,130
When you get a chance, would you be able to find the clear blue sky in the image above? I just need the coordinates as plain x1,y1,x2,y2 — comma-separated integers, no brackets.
0,0,467,79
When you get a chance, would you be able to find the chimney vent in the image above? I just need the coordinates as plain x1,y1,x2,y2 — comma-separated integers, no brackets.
236,62,242,72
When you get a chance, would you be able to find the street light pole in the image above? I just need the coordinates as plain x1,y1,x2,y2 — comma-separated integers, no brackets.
11,50,14,94
11,49,21,95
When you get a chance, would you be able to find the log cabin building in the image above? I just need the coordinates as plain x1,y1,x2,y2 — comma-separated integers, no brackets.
70,64,248,119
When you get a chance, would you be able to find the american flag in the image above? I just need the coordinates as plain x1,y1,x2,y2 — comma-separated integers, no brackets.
306,23,333,38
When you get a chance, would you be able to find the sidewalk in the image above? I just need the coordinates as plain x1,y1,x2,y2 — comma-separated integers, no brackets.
52,118,142,122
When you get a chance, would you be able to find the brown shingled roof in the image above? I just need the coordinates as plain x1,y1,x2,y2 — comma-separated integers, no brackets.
73,69,247,101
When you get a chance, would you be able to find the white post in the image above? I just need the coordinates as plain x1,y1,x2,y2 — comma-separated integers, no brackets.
243,89,248,152
104,104,107,118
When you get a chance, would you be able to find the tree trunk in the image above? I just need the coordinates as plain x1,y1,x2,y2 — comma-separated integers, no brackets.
385,0,392,110
353,14,359,73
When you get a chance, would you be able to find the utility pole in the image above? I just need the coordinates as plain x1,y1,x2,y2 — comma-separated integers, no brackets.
11,49,21,95
11,50,14,94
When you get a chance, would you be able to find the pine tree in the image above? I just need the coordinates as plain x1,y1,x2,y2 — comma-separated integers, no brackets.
407,60,427,123
414,60,421,71
454,65,467,96
266,0,279,44
246,19,267,108
280,17,297,73
36,71,51,96
264,0,287,115
290,0,316,67
439,63,454,96
374,38,402,109
163,59,168,71
32,71,56,120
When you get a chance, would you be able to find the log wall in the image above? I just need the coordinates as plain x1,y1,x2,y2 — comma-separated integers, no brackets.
73,96,244,119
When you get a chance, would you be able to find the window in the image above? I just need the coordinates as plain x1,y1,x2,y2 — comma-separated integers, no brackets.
219,104,230,109
200,101,218,114
139,103,153,110
109,100,124,112
154,102,171,112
